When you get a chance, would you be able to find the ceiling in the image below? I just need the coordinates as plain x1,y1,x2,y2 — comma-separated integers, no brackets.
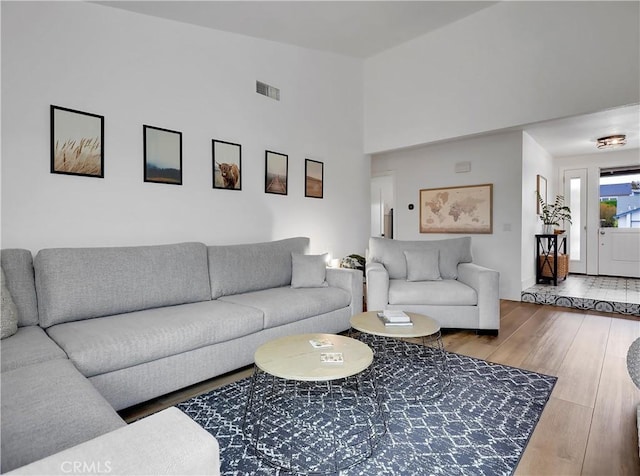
97,1,639,158
96,1,497,58
523,105,640,158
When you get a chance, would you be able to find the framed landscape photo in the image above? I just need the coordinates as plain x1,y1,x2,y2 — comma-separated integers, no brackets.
265,150,288,195
51,105,104,178
212,140,241,190
305,159,323,199
143,125,182,185
536,174,547,215
420,183,493,234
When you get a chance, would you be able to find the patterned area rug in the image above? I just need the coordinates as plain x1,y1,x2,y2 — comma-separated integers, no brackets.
178,339,556,475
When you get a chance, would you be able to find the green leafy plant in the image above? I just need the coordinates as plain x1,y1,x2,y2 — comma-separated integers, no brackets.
538,194,572,226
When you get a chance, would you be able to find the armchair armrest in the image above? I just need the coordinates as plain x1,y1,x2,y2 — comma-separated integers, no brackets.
457,262,500,331
366,262,389,312
8,408,220,476
326,267,363,315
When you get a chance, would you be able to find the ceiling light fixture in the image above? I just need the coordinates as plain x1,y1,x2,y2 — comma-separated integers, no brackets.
596,134,626,149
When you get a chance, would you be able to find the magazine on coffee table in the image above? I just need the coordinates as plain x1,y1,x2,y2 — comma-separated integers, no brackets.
309,338,333,348
320,352,344,364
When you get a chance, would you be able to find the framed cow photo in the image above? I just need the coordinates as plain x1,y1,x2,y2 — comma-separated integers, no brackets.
212,140,241,190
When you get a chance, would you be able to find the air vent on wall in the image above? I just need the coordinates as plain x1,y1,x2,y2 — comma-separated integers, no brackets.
256,81,280,101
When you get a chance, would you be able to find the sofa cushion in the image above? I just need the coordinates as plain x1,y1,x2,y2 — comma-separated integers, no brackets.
368,237,472,280
35,242,212,328
388,279,478,306
1,359,125,473
46,300,263,377
1,249,39,327
404,249,441,281
291,253,328,288
1,326,66,373
1,268,18,339
208,237,309,299
219,286,351,329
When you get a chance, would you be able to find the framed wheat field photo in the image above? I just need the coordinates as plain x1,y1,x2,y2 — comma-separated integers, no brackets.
305,159,323,199
143,125,182,185
420,183,493,234
265,150,288,195
51,105,104,178
213,140,241,190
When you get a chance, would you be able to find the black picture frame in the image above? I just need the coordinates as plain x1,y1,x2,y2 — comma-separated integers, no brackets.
212,140,242,190
305,159,324,199
50,105,104,178
265,150,288,195
143,125,182,185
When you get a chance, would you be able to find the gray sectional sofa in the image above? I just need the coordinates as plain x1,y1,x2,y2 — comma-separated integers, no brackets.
0,237,362,474
366,237,500,332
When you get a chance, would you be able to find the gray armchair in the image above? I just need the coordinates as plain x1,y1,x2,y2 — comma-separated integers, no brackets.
366,237,500,332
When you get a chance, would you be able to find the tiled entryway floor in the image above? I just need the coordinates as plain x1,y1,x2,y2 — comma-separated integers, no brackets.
522,275,640,317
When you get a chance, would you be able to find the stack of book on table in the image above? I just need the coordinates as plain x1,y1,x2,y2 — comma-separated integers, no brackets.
378,310,413,327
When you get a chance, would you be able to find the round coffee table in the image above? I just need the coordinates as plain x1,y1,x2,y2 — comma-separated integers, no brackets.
350,311,451,400
243,333,385,474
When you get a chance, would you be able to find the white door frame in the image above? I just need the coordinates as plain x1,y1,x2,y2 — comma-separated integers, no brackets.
370,172,396,239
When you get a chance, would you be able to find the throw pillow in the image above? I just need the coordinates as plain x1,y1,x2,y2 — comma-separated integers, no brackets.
1,268,19,339
404,249,441,281
291,253,329,288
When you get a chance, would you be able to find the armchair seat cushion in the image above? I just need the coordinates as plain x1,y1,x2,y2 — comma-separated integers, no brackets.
388,279,477,306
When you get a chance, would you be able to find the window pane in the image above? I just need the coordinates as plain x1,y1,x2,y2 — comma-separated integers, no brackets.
570,178,580,258
600,169,640,228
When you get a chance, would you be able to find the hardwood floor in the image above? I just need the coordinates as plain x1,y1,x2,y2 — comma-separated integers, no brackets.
119,301,640,475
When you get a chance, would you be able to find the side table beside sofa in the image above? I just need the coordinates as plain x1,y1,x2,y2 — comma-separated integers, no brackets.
0,237,362,474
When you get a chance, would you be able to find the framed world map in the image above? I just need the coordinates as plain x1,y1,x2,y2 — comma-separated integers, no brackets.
420,183,493,234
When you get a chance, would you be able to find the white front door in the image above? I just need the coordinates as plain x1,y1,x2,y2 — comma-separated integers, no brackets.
564,169,587,273
598,228,640,278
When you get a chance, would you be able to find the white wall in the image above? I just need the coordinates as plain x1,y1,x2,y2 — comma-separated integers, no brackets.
371,130,524,300
1,1,369,259
364,1,640,154
555,148,640,274
521,133,554,288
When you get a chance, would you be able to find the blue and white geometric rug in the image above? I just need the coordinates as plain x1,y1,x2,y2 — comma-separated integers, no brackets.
178,340,556,475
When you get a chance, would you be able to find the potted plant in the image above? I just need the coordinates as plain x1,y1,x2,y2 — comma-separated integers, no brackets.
538,194,572,234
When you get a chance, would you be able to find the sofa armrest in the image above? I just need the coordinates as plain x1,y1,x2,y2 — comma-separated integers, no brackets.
457,262,500,331
365,262,389,312
326,267,363,315
8,408,220,476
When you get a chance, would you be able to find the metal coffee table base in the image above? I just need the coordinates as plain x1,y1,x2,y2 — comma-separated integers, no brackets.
243,365,386,474
353,330,451,401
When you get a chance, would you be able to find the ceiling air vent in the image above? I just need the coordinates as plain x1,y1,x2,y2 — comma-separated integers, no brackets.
256,81,280,101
